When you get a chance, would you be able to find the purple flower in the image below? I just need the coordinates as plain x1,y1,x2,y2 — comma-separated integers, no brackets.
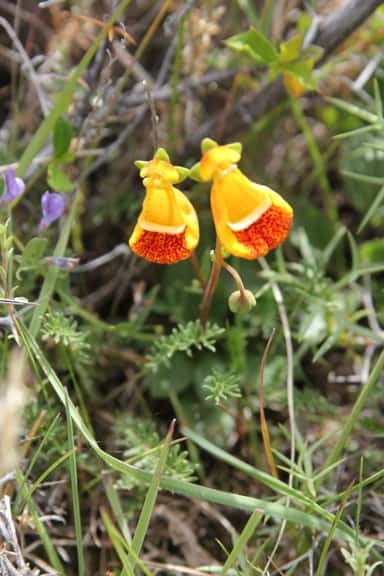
44,256,80,271
0,169,25,204
39,191,65,231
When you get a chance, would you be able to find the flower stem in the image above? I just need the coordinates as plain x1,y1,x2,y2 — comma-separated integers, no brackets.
221,259,247,302
190,251,206,290
200,237,223,325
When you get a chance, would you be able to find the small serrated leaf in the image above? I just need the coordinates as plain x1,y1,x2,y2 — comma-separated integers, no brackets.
21,237,48,267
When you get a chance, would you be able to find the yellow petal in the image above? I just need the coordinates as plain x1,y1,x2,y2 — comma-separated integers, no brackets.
140,158,180,184
129,186,199,264
200,145,241,181
211,170,293,259
139,183,185,231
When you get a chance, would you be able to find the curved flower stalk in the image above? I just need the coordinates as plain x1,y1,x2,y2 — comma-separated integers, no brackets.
129,148,199,265
192,139,293,260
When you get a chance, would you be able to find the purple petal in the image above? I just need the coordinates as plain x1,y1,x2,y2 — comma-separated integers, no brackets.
39,191,65,230
0,170,25,204
44,256,80,271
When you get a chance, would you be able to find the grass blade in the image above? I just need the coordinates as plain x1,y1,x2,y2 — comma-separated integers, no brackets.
17,320,381,551
220,509,263,575
131,420,175,563
15,467,64,574
65,390,85,576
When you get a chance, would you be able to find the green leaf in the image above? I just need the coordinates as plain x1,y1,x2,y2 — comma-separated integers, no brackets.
47,162,74,192
279,33,303,63
53,116,73,159
282,59,316,88
226,29,278,64
21,237,48,267
300,44,324,63
327,97,379,124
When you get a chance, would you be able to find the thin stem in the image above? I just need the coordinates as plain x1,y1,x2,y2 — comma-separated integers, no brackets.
190,251,206,290
199,237,223,325
169,389,206,483
259,328,279,479
215,73,240,143
289,96,337,225
259,257,295,575
221,259,247,300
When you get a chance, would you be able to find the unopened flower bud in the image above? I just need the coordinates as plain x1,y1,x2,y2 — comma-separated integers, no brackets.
228,289,256,313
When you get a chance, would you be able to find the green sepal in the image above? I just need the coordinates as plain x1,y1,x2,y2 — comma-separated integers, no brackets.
201,138,218,153
220,245,231,259
174,166,190,183
226,142,242,155
189,162,203,181
154,147,170,161
134,160,147,170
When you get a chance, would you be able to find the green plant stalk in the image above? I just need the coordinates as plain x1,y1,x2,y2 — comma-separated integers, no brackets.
105,477,132,545
102,509,134,576
15,467,64,574
315,482,353,576
356,458,364,538
319,348,384,488
290,95,337,225
169,388,206,482
358,184,384,233
65,349,94,436
260,0,276,34
15,413,61,513
167,13,185,152
101,509,153,576
18,449,74,511
17,321,382,553
131,420,175,570
29,197,76,337
183,426,335,531
65,391,85,576
220,509,263,575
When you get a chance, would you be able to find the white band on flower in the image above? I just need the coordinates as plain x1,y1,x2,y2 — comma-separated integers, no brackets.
141,220,186,234
227,198,271,231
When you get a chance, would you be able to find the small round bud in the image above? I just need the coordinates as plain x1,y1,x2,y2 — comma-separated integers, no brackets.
228,290,256,313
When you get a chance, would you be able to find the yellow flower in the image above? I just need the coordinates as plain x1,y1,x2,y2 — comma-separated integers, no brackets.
197,140,293,260
129,152,199,264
